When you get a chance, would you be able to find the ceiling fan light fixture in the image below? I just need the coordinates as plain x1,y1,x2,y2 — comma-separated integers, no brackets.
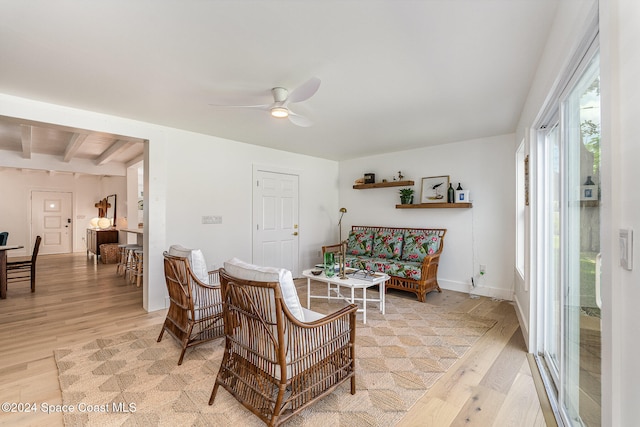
270,106,289,118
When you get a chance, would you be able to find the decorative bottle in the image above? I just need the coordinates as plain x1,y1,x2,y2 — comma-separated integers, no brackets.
447,184,455,203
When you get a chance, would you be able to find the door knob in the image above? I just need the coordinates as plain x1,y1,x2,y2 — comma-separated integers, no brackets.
293,232,298,236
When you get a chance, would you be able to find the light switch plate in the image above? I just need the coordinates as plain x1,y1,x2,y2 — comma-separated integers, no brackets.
620,229,633,271
202,215,222,224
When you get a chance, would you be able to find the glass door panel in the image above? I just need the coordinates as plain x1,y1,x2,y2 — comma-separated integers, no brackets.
562,53,601,427
538,50,601,427
542,121,561,388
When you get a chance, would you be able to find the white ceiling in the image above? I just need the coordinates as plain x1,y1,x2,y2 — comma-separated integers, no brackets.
0,0,558,162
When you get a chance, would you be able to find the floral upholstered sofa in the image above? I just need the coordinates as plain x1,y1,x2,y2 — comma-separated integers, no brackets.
323,226,447,302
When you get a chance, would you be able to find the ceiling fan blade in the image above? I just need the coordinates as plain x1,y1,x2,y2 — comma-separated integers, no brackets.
287,77,321,103
288,111,313,127
208,103,271,110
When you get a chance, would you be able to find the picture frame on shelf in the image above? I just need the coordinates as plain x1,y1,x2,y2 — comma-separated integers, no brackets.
581,185,597,201
455,190,470,203
420,175,449,203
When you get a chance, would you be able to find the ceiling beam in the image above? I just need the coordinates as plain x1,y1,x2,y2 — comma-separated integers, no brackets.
20,125,32,159
63,133,88,162
125,155,144,168
95,140,132,165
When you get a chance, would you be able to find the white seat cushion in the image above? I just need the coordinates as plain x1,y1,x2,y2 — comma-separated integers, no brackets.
223,258,305,321
301,307,326,322
168,245,210,284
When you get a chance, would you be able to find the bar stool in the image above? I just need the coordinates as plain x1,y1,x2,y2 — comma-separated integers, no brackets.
130,249,144,287
116,244,138,277
124,245,143,281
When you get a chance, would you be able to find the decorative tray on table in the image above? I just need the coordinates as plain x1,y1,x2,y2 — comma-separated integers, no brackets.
347,270,385,281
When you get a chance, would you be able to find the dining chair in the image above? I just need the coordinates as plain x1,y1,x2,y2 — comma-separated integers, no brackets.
7,235,42,292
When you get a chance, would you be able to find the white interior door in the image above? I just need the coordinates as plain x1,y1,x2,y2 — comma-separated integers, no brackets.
31,191,73,255
252,169,299,276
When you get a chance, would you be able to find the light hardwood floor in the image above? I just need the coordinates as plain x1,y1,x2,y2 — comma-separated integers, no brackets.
0,253,553,426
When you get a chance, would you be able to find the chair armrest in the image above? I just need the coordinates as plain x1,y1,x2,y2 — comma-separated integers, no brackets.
188,269,222,311
295,303,358,328
420,252,441,266
322,243,343,255
284,304,357,366
208,268,221,285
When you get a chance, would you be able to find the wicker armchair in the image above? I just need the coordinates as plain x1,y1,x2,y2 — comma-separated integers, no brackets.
157,252,224,365
209,261,357,427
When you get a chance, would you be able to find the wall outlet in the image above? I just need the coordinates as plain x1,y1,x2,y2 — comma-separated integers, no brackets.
479,264,486,275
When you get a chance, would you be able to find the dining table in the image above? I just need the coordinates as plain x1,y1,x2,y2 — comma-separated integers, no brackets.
0,245,24,299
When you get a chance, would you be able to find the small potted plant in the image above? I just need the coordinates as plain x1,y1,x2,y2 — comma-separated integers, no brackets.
399,187,415,205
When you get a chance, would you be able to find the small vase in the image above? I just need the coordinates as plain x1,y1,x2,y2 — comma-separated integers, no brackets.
324,252,335,277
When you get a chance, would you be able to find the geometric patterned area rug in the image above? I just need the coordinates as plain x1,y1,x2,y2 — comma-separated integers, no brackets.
55,289,496,426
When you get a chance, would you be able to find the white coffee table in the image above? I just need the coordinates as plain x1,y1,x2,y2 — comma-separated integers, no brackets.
302,268,388,323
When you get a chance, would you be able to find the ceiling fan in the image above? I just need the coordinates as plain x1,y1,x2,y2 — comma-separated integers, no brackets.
209,77,320,127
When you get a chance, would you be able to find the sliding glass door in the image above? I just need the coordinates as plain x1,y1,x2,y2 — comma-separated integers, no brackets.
537,49,601,426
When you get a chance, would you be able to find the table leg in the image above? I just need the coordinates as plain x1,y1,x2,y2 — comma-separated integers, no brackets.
362,287,367,324
381,281,386,314
307,277,311,308
0,250,7,299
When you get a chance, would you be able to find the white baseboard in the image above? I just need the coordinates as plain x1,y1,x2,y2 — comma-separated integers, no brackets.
439,279,514,301
513,293,530,350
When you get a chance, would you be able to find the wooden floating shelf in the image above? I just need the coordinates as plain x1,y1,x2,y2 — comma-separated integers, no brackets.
353,180,414,189
396,202,473,209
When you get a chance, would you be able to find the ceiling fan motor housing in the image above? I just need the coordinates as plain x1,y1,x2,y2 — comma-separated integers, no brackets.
271,87,288,103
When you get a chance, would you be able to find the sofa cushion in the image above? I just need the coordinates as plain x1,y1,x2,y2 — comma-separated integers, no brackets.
401,231,441,262
223,258,305,321
346,229,374,256
371,229,404,260
168,244,210,284
387,260,422,280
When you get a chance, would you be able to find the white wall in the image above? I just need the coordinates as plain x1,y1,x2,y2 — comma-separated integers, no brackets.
601,1,640,425
0,93,339,314
339,134,515,301
0,169,125,256
161,127,339,274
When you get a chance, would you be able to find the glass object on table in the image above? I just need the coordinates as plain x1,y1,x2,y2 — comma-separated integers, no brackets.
324,252,335,277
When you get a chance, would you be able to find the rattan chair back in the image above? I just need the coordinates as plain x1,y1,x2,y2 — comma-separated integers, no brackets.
157,251,224,365
209,268,357,426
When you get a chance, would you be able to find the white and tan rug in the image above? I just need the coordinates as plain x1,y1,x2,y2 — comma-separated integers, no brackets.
55,289,496,426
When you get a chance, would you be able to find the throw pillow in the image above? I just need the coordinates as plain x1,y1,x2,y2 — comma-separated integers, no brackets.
346,229,374,256
401,231,441,262
168,244,210,284
371,229,404,259
223,258,305,321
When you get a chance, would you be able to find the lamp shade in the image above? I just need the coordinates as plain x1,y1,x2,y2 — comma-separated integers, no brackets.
97,218,111,229
89,217,100,228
